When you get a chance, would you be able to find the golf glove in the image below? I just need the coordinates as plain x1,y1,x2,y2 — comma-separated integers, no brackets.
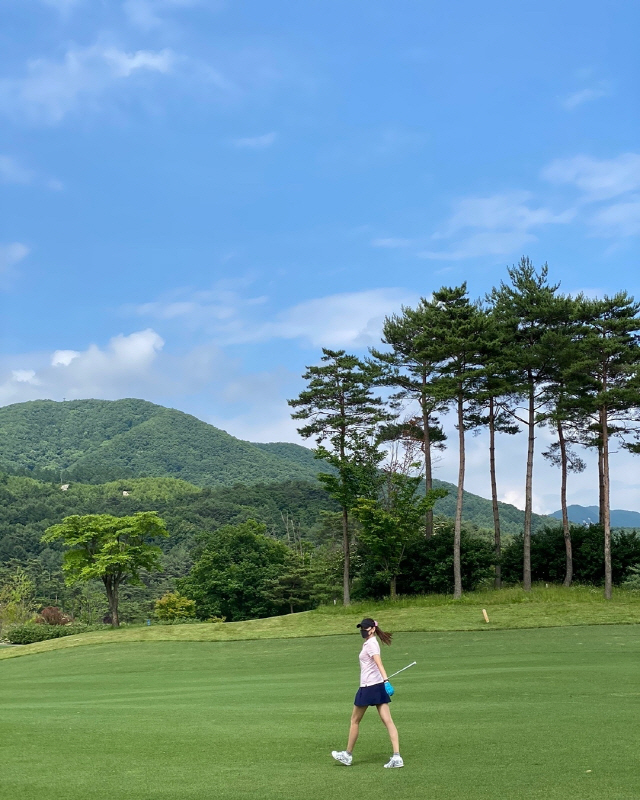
384,680,394,696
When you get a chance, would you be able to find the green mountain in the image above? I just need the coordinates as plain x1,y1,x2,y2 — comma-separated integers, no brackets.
0,399,322,487
0,398,553,535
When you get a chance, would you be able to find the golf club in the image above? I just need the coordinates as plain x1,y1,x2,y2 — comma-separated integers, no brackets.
387,661,416,680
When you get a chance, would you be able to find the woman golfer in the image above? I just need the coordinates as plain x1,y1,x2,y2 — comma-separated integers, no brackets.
331,618,403,768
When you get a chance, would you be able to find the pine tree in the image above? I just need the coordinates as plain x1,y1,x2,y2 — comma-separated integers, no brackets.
539,293,586,587
430,284,485,598
570,293,640,599
488,259,563,591
370,298,448,537
468,307,519,589
288,349,390,605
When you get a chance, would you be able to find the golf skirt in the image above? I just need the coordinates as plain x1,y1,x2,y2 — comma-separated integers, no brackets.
354,682,391,707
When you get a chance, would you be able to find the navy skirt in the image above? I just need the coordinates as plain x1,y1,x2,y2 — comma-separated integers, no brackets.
354,682,391,707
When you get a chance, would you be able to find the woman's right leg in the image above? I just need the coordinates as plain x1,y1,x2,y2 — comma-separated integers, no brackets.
347,705,368,752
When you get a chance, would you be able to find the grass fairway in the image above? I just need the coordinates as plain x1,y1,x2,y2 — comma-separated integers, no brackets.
2,626,640,800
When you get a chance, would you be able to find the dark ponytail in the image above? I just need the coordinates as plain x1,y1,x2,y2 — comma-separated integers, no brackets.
375,623,392,646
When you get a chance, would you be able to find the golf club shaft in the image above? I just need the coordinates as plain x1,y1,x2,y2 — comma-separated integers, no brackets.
387,661,416,680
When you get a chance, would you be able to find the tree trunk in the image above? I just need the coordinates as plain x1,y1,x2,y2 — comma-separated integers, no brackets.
453,392,464,599
422,393,433,538
601,406,612,600
342,507,350,605
390,575,397,600
598,443,605,527
557,419,573,587
489,397,501,589
523,380,535,592
103,577,120,627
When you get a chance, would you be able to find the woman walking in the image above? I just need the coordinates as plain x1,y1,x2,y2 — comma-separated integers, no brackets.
331,618,403,768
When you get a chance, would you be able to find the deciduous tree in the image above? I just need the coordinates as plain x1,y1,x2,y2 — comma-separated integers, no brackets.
42,512,168,627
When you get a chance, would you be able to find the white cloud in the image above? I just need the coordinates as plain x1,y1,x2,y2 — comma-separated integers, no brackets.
0,153,63,189
0,155,35,184
0,329,164,406
561,82,609,110
421,231,538,261
134,284,418,350
421,191,574,261
11,369,40,385
591,200,640,238
542,153,640,202
0,43,175,124
51,350,80,367
261,288,420,348
232,132,277,149
123,0,210,30
0,242,30,283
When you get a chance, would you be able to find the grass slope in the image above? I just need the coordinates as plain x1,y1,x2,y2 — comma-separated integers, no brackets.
2,626,640,799
3,586,640,662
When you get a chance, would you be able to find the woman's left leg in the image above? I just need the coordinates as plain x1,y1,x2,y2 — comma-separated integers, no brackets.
376,704,399,753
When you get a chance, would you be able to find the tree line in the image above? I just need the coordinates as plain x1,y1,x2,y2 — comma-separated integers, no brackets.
289,258,640,603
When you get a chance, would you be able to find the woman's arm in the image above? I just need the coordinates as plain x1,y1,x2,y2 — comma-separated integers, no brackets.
372,653,388,681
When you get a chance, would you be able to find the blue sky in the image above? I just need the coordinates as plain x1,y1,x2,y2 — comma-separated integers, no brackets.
1,0,639,512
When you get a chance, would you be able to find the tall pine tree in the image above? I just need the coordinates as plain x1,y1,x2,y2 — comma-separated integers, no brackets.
571,293,640,599
488,259,563,591
431,284,485,598
371,298,448,537
288,349,390,605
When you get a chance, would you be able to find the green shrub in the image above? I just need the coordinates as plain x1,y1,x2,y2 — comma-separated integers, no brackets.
154,592,196,621
5,621,106,644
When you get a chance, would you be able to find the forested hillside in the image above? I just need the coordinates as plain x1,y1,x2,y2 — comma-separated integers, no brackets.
0,470,555,569
0,399,323,486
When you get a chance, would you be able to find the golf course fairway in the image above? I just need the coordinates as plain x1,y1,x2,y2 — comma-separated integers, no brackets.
2,625,639,800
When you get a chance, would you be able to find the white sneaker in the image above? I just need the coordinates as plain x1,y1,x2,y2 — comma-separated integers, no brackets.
331,750,353,766
384,754,404,768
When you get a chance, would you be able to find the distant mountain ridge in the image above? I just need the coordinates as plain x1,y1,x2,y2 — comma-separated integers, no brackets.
550,505,640,529
1,398,554,534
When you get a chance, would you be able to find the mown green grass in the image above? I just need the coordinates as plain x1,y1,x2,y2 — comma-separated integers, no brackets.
2,585,640,661
2,626,640,799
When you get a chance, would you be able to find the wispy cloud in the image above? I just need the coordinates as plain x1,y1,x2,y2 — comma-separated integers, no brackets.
133,284,418,349
232,131,277,149
542,153,640,239
0,242,30,286
561,82,609,110
421,191,574,261
542,153,640,202
123,0,216,30
0,155,35,185
0,154,62,189
0,43,175,124
591,201,640,238
259,289,419,348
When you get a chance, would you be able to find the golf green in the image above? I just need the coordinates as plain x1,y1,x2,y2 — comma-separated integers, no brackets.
2,626,639,799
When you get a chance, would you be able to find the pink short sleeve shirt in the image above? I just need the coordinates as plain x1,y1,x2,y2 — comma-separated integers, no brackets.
359,637,384,687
